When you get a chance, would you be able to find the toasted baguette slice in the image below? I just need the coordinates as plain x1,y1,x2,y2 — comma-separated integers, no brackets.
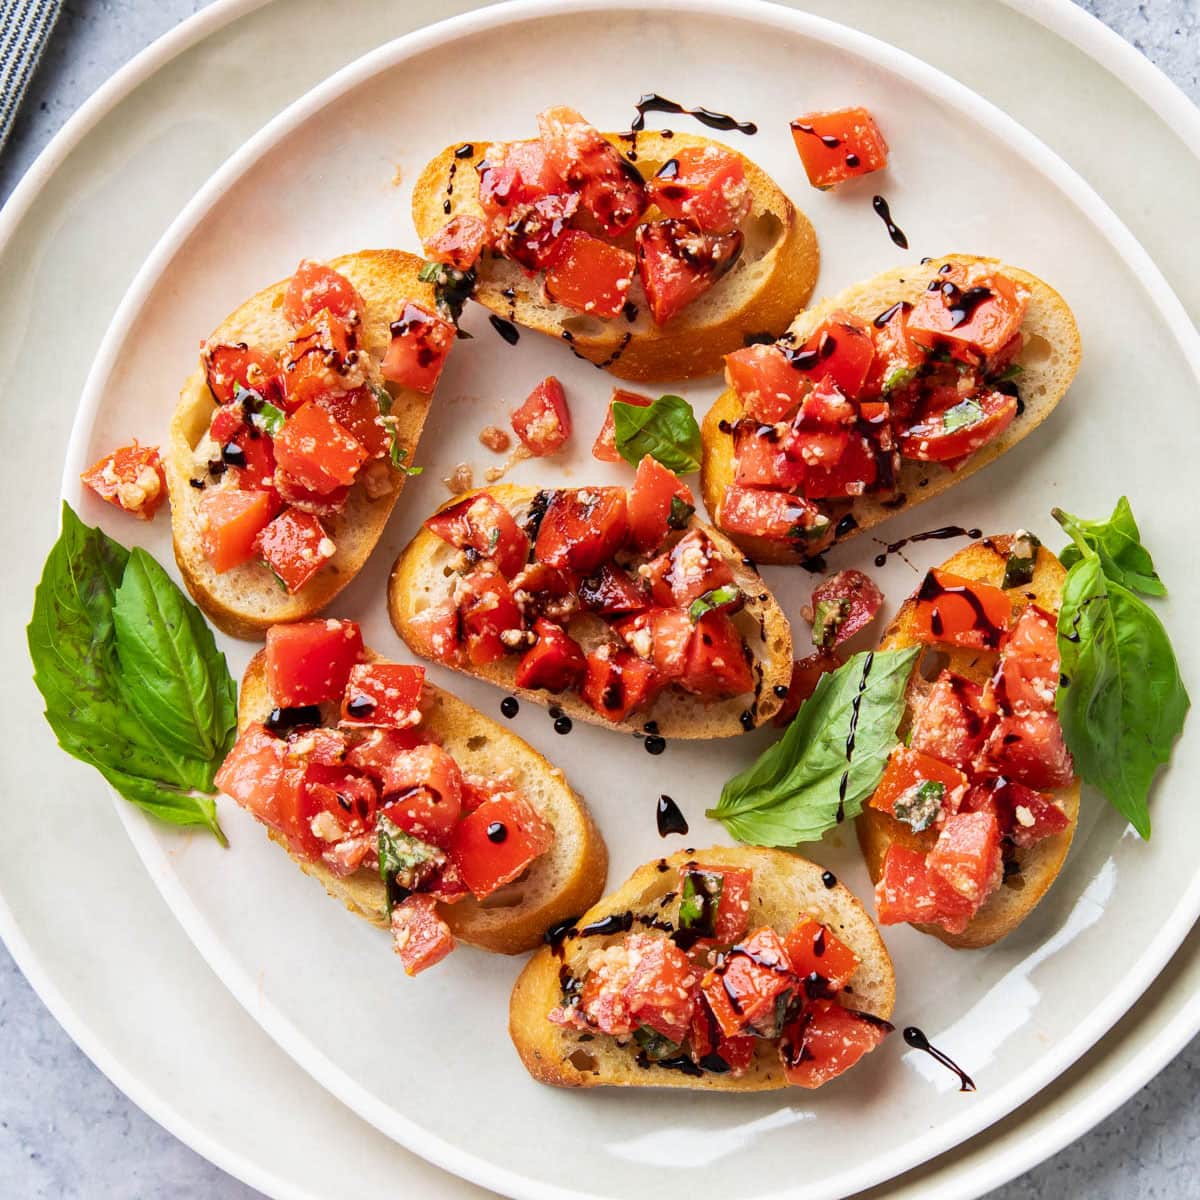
856,536,1081,949
166,250,439,640
412,132,819,382
701,255,1082,564
235,646,607,955
510,846,895,1090
388,484,793,738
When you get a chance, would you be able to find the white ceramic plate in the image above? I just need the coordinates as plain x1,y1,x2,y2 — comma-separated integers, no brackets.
35,1,1200,1198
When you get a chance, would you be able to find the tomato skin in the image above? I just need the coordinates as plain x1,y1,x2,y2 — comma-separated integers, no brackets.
339,662,425,730
783,918,861,992
614,607,694,680
976,710,1075,791
773,649,843,726
927,810,1002,906
869,746,968,820
701,927,796,1039
865,303,925,398
789,108,889,189
381,302,455,395
448,794,554,898
511,376,572,456
274,402,368,495
909,670,995,772
787,314,876,399
682,611,754,699
200,489,276,573
514,618,587,692
592,388,652,462
281,313,358,411
380,753,463,848
202,341,278,405
647,145,751,234
283,261,363,326
344,727,430,781
422,214,489,271
628,454,694,552
780,1000,891,1088
906,270,1028,362
719,485,829,551
477,140,566,219
80,441,167,520
225,425,279,493
874,844,975,934
914,570,1013,650
733,425,808,490
581,644,661,722
534,488,629,574
623,936,699,1044
317,387,391,459
215,724,307,849
637,219,743,325
810,569,885,648
645,529,736,608
265,618,364,707
544,231,637,319
254,507,332,593
993,604,1060,715
457,565,523,666
963,778,1070,848
899,389,1017,464
797,432,878,500
725,344,807,424
391,894,455,976
408,601,462,664
424,492,530,579
578,562,649,616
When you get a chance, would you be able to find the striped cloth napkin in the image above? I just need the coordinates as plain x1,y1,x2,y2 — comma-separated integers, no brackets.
0,0,62,149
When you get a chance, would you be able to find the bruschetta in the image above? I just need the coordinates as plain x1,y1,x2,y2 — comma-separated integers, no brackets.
700,255,1081,563
387,475,793,738
165,252,457,639
215,617,607,970
412,105,819,381
509,846,895,1090
856,534,1080,949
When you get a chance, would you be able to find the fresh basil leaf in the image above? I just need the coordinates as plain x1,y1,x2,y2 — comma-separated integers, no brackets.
1056,553,1187,840
371,381,393,415
388,433,422,476
1001,529,1041,590
883,365,917,393
378,814,444,896
812,597,850,649
418,260,442,283
997,363,1024,381
668,495,695,530
894,779,945,833
688,585,740,623
1054,498,1166,597
941,398,983,434
250,401,286,436
634,1026,682,1062
707,648,920,845
678,868,723,935
612,394,702,474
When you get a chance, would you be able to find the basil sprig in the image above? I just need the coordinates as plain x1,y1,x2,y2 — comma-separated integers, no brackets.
28,504,236,842
613,394,702,474
708,648,919,845
1054,502,1187,840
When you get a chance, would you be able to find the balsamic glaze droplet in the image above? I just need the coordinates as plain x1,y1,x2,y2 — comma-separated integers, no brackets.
345,694,376,719
488,314,520,345
500,696,519,719
773,684,790,699
903,1027,976,1092
821,870,837,889
656,795,689,837
264,705,322,736
873,525,983,567
553,715,573,735
872,195,909,250
644,734,667,756
739,709,755,731
486,821,508,844
835,514,859,540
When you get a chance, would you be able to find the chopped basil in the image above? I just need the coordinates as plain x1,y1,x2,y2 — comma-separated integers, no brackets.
378,813,444,904
634,1026,682,1062
265,564,288,593
746,987,794,1039
1001,529,1041,589
668,495,695,530
883,365,917,393
371,381,393,415
997,363,1024,381
250,401,286,436
893,779,945,832
417,261,442,283
812,597,850,649
688,585,740,623
384,421,422,476
941,398,984,433
420,261,477,326
678,868,723,936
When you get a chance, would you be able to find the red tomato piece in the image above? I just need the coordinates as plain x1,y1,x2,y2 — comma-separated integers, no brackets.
274,402,368,496
733,425,808,490
406,600,462,664
273,470,348,519
647,145,751,234
870,745,967,820
899,389,1017,464
340,662,425,730
914,570,1012,650
576,940,641,1037
976,710,1075,791
719,485,829,551
810,568,885,648
344,727,429,781
317,387,391,460
285,727,349,768
514,618,587,692
963,778,1070,848
280,312,357,411
511,376,572,456
379,746,463,848
614,607,694,680
494,191,581,272
994,603,1060,715
391,894,455,976
909,671,995,773
784,917,861,992
628,454,694,553
578,562,649,616
457,565,524,666
448,793,554,898
254,507,332,593
789,107,889,190
422,214,489,271
773,649,843,726
701,927,796,1039
303,764,378,841
508,561,580,617
787,314,876,399
796,376,858,428
477,140,566,219
283,261,363,326
80,441,167,520
682,611,754,699
865,301,925,398
224,424,279,494
423,492,530,579
202,341,278,405
265,618,364,707
797,433,878,500
215,724,307,849
592,388,652,462
679,863,754,944
624,936,699,1044
534,487,629,574
645,529,735,608
199,489,275,572
906,270,1029,362
381,302,455,395
544,231,637,319
637,219,743,326
690,996,757,1074
724,344,806,424
581,644,661,722
927,810,1002,907
781,1000,891,1088
874,844,975,934
785,427,851,471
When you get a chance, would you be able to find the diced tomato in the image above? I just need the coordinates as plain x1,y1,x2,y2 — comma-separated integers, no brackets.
286,727,348,767
797,376,858,428
797,433,878,500
994,604,1059,715
781,1000,891,1088
899,389,1017,464
614,607,694,679
785,427,851,472
424,492,530,579
406,600,462,664
787,314,876,399
544,231,636,319
909,671,994,772
581,644,660,722
784,918,861,992
477,140,566,219
637,219,742,326
733,425,807,489
379,744,464,847
274,402,368,495
254,508,331,593
80,441,167,520
914,570,1012,650
202,341,277,405
624,936,698,1044
906,270,1029,362
689,996,757,1074
628,455,694,553
514,618,587,692
511,376,572,457
302,764,378,841
209,404,246,446
423,214,489,271
682,611,754,699
874,844,975,934
773,649,843,726
789,108,889,190
340,662,425,729
273,471,348,518
280,312,357,410
645,529,735,608
976,710,1075,791
578,562,649,616
457,565,524,665
701,927,796,1039
225,425,279,493
534,487,629,574
927,811,1002,907
345,727,429,781
283,261,363,326
725,344,807,424
537,106,648,237
199,489,275,572
964,778,1070,848
810,569,885,648
508,561,580,617
317,387,390,459
865,302,925,398
391,894,455,976
216,724,307,848
265,618,364,707
870,745,967,820
647,145,751,234
448,793,553,898
719,485,829,550
592,389,652,462
576,940,641,1037
679,863,754,944
381,302,455,395
495,192,581,272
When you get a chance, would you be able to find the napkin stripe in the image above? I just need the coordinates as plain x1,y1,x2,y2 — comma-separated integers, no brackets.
0,0,62,149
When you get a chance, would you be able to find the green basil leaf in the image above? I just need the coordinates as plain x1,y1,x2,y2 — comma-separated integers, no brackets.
634,1026,682,1062
1001,529,1041,590
1054,497,1166,597
612,394,702,475
371,381,393,415
418,260,442,283
668,495,695,530
707,647,919,845
812,597,850,649
883,365,917,393
251,401,286,436
688,585,740,623
678,868,723,935
378,813,444,898
893,779,945,833
941,398,984,433
997,363,1024,381
388,430,423,476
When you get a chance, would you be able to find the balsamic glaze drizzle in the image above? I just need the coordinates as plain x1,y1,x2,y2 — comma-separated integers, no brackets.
903,1027,976,1092
873,525,983,568
871,195,909,249
656,795,689,837
632,93,757,134
489,314,520,345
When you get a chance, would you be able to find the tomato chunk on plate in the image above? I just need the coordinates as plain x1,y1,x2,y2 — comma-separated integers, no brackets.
80,441,167,520
647,145,751,234
381,301,455,394
544,231,636,320
283,260,363,326
266,618,364,707
810,568,885,649
200,489,276,573
914,569,1012,650
391,894,455,976
511,376,572,456
773,649,843,726
780,1000,891,1088
789,107,889,189
448,793,554,898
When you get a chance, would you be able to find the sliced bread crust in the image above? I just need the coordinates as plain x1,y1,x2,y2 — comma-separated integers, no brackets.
855,536,1081,949
412,132,819,382
700,255,1082,564
387,484,793,738
236,647,608,955
509,846,895,1090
